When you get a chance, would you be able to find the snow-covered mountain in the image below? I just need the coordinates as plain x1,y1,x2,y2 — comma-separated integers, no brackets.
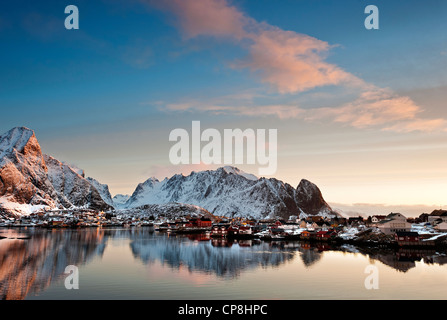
86,176,114,207
112,194,130,209
0,127,336,220
44,154,113,211
0,127,113,216
123,166,337,220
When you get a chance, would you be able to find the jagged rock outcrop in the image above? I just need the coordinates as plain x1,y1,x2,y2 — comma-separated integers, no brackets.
295,179,333,216
0,127,58,211
0,127,113,215
44,155,113,211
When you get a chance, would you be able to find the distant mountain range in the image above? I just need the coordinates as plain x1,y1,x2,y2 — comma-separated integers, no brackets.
0,127,337,219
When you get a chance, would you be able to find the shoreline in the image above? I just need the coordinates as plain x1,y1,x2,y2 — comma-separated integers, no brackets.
2,225,447,252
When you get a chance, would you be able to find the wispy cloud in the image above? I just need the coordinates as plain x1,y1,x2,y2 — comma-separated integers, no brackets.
165,101,305,119
160,87,446,132
383,118,447,133
326,88,425,129
144,0,248,39
144,0,357,93
326,87,447,132
143,0,447,133
233,27,359,93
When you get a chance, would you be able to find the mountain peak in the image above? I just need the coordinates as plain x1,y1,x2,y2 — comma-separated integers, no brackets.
297,179,320,197
142,177,160,186
219,166,258,181
124,166,335,219
0,127,114,215
295,179,333,216
0,127,38,157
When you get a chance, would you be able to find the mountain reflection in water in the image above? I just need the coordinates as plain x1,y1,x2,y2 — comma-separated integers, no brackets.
0,228,106,300
130,235,299,278
1,227,447,300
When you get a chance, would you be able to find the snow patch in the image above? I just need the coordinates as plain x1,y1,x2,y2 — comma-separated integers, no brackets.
222,166,258,181
0,197,49,216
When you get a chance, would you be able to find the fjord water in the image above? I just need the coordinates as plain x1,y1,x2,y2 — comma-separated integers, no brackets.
1,227,446,300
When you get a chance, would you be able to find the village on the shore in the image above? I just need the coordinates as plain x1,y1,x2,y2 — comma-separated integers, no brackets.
2,207,447,248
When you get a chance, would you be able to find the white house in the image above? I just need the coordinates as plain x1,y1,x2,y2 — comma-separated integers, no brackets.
371,215,386,224
378,213,411,235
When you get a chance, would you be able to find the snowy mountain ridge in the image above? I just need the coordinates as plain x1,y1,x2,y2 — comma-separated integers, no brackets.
123,166,337,220
0,127,337,220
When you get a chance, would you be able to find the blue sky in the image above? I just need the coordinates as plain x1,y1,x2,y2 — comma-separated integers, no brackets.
1,0,446,210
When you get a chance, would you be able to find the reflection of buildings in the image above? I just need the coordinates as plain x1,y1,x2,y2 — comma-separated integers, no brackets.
130,234,332,275
211,238,234,247
129,234,297,278
185,234,211,242
296,242,324,268
360,248,437,272
0,228,107,300
431,254,447,265
4,226,447,300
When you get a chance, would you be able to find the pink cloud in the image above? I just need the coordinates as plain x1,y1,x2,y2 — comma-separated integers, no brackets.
308,88,447,132
162,87,446,133
144,0,248,39
235,28,357,93
144,0,447,133
144,0,356,93
331,90,421,128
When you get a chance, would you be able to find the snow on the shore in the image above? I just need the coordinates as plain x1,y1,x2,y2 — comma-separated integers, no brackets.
0,197,49,216
337,227,360,240
411,223,436,234
423,233,447,241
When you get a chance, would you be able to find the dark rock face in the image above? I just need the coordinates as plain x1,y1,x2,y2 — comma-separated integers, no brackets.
295,179,332,216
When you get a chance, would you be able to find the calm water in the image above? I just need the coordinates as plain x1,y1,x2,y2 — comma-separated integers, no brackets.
1,227,447,300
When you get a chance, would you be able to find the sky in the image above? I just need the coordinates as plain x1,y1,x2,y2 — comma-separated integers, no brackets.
1,0,446,214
